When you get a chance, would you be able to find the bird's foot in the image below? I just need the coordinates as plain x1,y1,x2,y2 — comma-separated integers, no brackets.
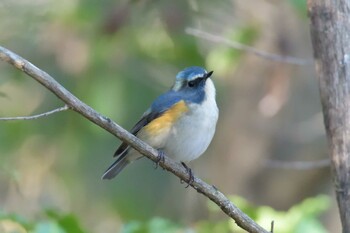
180,162,194,188
154,149,165,169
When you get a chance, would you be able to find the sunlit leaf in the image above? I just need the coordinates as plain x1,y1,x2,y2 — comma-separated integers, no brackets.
32,221,66,233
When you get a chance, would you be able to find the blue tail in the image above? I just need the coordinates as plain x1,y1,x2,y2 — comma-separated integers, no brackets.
101,155,130,180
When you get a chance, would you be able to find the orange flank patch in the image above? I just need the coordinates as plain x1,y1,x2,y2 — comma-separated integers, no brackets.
143,100,189,136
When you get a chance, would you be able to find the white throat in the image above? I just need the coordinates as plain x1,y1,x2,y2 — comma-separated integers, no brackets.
164,78,219,162
204,78,216,104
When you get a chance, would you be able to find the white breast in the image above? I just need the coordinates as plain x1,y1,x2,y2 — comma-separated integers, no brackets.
164,79,219,162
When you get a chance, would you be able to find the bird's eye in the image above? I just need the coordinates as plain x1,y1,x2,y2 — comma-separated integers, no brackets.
188,80,196,87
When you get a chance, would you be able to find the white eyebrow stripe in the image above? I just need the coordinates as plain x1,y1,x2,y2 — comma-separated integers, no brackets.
172,80,185,91
188,74,204,81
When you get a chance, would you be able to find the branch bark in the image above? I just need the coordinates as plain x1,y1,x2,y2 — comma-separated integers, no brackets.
308,1,350,231
0,46,269,233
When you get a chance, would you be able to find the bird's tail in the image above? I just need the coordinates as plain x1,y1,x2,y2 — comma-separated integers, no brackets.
101,155,130,180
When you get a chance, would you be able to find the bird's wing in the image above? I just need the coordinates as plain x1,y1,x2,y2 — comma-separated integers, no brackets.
113,109,160,156
114,90,182,157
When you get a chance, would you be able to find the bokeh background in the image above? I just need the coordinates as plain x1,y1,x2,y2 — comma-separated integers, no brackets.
0,0,339,232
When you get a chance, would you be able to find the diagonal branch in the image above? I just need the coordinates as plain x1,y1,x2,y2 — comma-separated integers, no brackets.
0,46,269,233
0,105,69,121
186,28,313,65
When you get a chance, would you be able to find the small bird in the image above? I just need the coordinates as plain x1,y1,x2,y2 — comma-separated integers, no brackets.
102,66,219,181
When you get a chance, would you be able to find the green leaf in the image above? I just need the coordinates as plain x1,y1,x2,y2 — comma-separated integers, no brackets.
32,221,66,233
45,210,86,233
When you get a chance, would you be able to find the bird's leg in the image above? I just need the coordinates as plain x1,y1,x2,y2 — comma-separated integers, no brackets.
154,149,165,169
180,162,194,188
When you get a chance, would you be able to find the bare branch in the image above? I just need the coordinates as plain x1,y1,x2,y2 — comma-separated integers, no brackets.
0,46,269,233
0,105,69,121
308,1,350,231
265,159,330,170
186,28,313,65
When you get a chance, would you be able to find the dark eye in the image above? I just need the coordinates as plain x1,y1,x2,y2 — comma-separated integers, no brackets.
188,80,196,87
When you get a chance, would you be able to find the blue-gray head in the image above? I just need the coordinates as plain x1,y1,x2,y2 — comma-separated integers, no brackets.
165,66,215,105
173,66,213,92
151,66,216,112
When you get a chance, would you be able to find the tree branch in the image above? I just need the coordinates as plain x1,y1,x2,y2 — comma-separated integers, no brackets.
186,28,313,65
0,105,69,121
0,46,269,233
308,0,350,231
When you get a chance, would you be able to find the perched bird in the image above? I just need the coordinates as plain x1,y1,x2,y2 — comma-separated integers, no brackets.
102,66,219,180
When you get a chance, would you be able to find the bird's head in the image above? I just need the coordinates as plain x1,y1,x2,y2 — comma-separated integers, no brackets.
172,66,214,93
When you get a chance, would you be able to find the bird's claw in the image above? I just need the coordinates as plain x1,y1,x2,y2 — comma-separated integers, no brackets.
180,162,194,188
154,149,165,169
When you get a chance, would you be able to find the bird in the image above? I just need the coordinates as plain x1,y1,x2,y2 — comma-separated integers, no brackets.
102,66,219,181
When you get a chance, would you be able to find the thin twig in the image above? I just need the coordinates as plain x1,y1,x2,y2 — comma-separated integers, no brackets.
265,159,330,170
0,105,69,121
186,28,313,65
0,46,269,233
270,220,274,233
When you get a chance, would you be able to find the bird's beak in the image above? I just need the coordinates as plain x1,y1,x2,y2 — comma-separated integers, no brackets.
204,71,214,80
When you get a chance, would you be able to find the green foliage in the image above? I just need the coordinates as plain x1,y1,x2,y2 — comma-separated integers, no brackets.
0,210,87,233
46,210,86,233
197,194,329,233
288,0,308,16
122,218,181,233
33,221,66,233
196,220,231,233
227,195,330,233
0,195,329,233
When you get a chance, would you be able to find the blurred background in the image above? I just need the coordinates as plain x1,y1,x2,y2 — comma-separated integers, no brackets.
0,0,339,232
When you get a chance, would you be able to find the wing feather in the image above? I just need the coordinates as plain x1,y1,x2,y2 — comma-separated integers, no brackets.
113,90,183,157
113,110,161,157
